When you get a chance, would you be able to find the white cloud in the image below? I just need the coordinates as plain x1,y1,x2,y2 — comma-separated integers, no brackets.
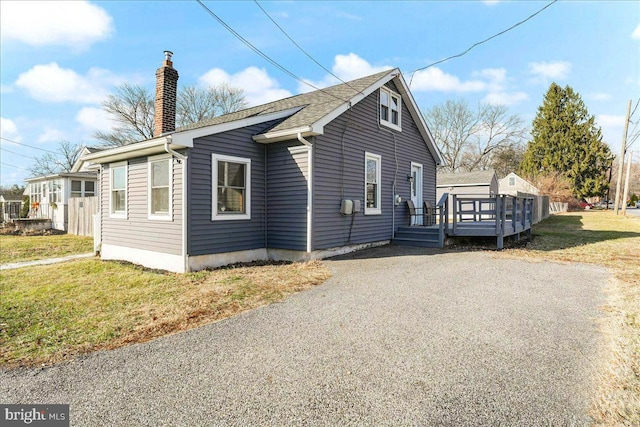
0,117,20,142
483,91,529,106
598,114,625,128
411,67,486,92
76,107,114,132
528,61,572,81
199,66,292,106
15,63,123,104
482,0,501,6
632,23,640,39
300,53,393,92
0,0,113,50
37,128,66,143
589,92,612,101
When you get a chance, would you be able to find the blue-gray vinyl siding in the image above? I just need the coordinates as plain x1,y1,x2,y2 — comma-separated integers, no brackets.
266,142,308,250
312,82,437,250
187,120,282,256
100,156,183,255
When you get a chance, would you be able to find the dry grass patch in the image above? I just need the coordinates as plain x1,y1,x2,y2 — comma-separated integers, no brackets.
501,211,640,426
0,234,94,264
0,259,330,368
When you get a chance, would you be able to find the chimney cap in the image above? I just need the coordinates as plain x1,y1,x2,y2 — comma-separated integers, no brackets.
164,50,173,61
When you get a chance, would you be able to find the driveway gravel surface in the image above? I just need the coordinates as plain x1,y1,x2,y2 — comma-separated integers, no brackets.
1,247,607,426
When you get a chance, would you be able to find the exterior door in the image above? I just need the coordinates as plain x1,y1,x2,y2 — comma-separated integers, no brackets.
410,163,423,225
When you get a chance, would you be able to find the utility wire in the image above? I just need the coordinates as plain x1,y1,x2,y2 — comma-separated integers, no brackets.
0,137,58,154
0,146,36,160
0,161,29,171
253,0,365,97
196,0,350,103
408,0,559,86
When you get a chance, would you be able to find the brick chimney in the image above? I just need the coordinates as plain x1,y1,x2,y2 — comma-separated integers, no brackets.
154,50,179,137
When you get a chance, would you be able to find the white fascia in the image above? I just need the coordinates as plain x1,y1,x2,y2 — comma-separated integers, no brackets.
173,106,304,146
80,136,181,165
393,72,446,166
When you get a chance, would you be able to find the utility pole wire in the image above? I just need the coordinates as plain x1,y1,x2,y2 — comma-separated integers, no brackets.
0,137,58,154
408,0,558,86
0,146,36,160
253,0,365,97
195,0,350,103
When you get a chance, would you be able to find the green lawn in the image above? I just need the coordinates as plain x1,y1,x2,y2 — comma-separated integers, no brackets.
0,234,94,264
0,259,330,367
504,211,640,426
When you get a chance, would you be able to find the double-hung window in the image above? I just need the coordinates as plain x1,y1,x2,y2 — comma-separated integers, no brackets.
110,162,127,218
212,154,251,220
365,152,382,215
148,155,172,220
380,87,401,131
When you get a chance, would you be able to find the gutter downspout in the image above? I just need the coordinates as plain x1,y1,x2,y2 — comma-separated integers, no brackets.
297,133,313,253
164,140,189,272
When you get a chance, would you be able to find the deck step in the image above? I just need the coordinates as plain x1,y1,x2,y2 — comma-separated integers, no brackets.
392,237,441,248
393,226,442,248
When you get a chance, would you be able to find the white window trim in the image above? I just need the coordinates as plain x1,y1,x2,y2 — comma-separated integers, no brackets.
365,152,382,215
380,87,402,131
212,153,251,221
148,154,173,221
110,161,127,219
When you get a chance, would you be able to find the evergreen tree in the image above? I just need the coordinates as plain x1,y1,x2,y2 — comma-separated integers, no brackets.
520,83,613,199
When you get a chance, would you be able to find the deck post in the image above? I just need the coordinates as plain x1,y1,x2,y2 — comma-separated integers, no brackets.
452,194,458,235
495,196,501,235
497,234,504,249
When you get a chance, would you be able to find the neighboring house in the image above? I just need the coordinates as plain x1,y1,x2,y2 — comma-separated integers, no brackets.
81,52,444,273
436,169,498,215
0,192,23,222
436,169,498,199
23,147,99,231
498,172,539,196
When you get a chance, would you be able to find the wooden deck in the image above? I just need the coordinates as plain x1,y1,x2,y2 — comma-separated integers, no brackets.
393,193,534,249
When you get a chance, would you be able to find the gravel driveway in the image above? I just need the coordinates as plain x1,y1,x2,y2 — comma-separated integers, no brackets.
1,247,606,426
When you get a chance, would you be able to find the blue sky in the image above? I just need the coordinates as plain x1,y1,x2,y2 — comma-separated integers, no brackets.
1,0,639,186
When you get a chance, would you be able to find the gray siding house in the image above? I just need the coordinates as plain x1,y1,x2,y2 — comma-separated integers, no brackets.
83,53,443,272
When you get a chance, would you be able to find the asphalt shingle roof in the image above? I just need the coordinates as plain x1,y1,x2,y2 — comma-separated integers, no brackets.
175,69,393,134
437,170,497,186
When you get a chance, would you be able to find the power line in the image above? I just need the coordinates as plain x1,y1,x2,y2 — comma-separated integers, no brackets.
0,161,29,171
0,146,37,160
408,0,559,86
0,137,58,154
195,0,351,103
253,0,364,97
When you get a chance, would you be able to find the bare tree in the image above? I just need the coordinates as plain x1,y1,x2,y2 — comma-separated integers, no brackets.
95,83,248,147
94,84,155,146
424,100,527,174
177,83,247,126
29,141,83,177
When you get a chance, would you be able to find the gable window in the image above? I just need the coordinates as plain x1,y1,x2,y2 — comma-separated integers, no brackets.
380,87,401,131
508,177,516,187
110,162,127,218
212,154,251,220
365,152,382,215
148,155,172,220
